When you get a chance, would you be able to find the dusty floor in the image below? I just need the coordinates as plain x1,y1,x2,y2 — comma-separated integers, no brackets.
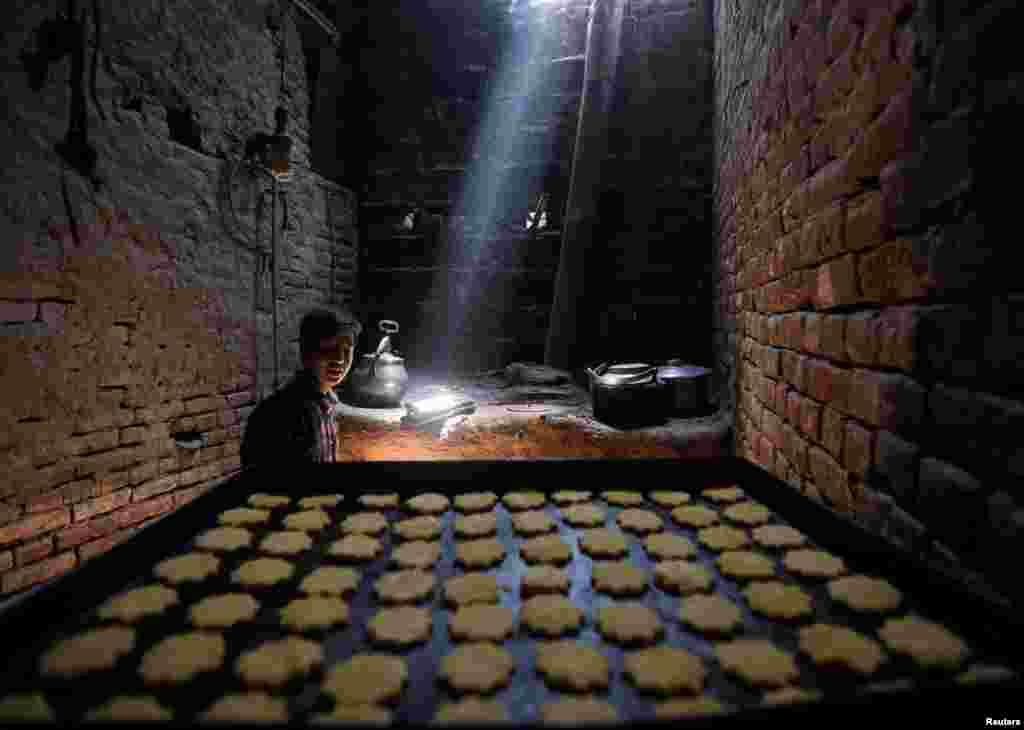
335,367,731,460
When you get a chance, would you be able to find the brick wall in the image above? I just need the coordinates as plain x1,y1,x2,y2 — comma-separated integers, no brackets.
0,0,356,595
713,0,1024,601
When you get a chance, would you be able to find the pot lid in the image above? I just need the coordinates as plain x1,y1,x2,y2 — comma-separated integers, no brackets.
592,362,657,386
657,364,711,379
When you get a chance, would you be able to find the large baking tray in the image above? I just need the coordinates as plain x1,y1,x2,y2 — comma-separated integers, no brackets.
1,457,1021,728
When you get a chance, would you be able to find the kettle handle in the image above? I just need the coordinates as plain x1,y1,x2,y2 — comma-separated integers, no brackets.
379,319,399,334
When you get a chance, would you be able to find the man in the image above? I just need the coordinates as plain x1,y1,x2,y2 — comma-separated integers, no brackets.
241,309,357,468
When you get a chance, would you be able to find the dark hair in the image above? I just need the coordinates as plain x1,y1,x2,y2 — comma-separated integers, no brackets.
299,309,357,359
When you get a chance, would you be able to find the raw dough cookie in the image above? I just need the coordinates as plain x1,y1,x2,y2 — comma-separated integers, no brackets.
235,637,323,686
717,550,776,580
648,491,692,507
0,694,54,721
592,561,648,596
391,540,441,569
283,509,331,532
140,632,225,683
502,491,546,510
231,558,295,587
671,505,719,528
743,581,813,620
323,655,407,706
783,549,846,579
535,640,609,691
653,561,713,594
752,524,807,549
445,573,501,607
300,494,343,509
596,602,663,644
218,507,271,526
454,492,498,512
434,698,509,724
342,511,389,535
440,643,516,693
359,493,399,509
702,486,745,503
40,626,135,676
763,688,822,705
85,697,172,721
394,515,443,541
455,538,506,568
375,569,435,603
248,493,291,509
878,615,970,669
195,526,253,552
561,503,605,527
542,697,618,725
97,584,178,622
551,490,591,505
601,491,644,506
723,501,773,526
454,512,498,538
189,593,260,628
624,646,706,695
199,693,288,722
521,565,570,595
715,639,799,687
449,603,516,642
615,508,664,534
579,528,629,559
512,509,556,535
698,525,750,551
956,664,1017,685
328,534,383,561
312,705,392,725
300,566,361,596
280,596,350,631
678,594,744,635
643,533,695,561
258,530,313,555
406,493,450,514
654,696,728,719
799,624,887,675
368,605,433,647
155,552,220,584
520,595,584,636
520,535,572,564
827,575,902,613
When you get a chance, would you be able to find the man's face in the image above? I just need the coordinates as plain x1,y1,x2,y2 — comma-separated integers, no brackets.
307,335,354,392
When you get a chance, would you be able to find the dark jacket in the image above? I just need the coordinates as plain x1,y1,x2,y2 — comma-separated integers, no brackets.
240,369,340,469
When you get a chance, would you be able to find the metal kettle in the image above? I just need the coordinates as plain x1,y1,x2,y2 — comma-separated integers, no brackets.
346,319,410,407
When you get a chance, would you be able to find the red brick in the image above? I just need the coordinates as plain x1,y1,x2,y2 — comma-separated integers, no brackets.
785,389,802,427
132,476,178,501
803,157,860,216
26,492,64,513
845,191,886,252
0,300,39,323
185,395,226,415
858,238,929,303
0,509,71,547
15,536,53,566
756,434,776,471
781,313,802,349
78,527,138,563
1,551,76,594
110,494,175,529
72,488,131,523
55,516,117,551
827,1,861,61
0,550,11,572
847,369,927,429
815,255,861,310
802,312,822,353
801,397,823,443
0,502,21,527
820,315,847,362
821,406,847,460
845,312,881,365
774,381,789,416
844,420,875,477
877,306,920,371
763,347,781,378
225,391,255,409
119,426,147,445
847,92,914,181
779,351,803,391
808,446,851,510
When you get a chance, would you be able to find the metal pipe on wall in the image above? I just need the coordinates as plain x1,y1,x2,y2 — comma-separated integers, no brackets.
544,0,628,378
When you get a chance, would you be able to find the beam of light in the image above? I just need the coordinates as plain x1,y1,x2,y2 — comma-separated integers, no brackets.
423,2,565,372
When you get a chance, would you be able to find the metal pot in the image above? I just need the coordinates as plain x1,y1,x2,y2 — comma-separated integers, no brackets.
656,363,712,415
345,319,410,407
584,362,668,427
